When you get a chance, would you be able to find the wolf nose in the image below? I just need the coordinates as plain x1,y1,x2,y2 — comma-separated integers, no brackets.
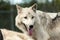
29,25,33,29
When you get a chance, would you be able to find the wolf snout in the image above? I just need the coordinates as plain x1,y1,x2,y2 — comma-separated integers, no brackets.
29,25,33,29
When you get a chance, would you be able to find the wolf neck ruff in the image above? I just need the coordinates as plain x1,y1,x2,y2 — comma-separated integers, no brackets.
0,30,3,40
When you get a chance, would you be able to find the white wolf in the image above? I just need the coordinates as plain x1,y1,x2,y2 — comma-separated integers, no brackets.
0,29,33,40
15,4,60,40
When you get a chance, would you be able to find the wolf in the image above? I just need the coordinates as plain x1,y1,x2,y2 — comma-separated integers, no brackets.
0,29,33,40
15,4,60,40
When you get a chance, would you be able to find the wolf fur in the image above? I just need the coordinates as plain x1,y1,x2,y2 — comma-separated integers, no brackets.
15,4,60,40
0,29,33,40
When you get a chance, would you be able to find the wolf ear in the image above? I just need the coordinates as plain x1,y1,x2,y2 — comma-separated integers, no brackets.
16,5,22,14
47,13,57,19
30,3,37,12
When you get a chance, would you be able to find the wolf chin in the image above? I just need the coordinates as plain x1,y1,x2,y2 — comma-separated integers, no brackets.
15,4,60,40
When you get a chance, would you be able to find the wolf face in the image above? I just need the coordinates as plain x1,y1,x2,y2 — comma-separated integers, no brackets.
16,4,37,35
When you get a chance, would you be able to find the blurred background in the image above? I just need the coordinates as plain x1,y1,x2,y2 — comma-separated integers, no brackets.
0,0,60,31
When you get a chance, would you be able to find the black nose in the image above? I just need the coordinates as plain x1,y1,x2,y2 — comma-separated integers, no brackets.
29,25,33,29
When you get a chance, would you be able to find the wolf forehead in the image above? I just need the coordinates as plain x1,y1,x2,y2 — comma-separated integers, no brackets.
17,8,36,17
18,8,36,14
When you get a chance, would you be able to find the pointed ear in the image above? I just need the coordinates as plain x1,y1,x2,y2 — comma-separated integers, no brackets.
30,3,37,12
16,5,22,14
47,13,57,19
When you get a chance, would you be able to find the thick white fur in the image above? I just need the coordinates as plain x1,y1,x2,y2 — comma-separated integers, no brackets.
15,4,60,40
0,29,33,40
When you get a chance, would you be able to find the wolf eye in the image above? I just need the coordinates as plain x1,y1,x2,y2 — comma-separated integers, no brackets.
24,17,27,19
32,16,34,19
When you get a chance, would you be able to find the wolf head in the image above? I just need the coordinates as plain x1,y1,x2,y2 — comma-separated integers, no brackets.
15,4,58,36
15,4,37,35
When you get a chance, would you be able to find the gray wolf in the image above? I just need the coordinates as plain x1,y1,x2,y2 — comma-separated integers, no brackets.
0,29,33,40
15,4,60,40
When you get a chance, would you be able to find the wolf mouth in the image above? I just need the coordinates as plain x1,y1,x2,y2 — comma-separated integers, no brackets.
22,22,33,36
